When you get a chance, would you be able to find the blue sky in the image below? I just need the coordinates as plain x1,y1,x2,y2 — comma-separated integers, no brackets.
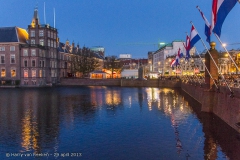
1,0,240,58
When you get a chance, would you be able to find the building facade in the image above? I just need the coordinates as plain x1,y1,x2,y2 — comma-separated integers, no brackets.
0,6,104,87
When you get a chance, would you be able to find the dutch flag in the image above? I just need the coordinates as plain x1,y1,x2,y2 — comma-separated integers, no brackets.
212,0,238,37
190,25,201,50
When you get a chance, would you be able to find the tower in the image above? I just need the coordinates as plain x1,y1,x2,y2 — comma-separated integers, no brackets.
20,5,59,86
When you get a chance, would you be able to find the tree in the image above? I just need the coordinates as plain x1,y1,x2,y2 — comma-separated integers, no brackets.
104,56,122,78
71,47,100,77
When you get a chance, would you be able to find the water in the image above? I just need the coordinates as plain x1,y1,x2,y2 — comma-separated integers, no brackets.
0,86,240,160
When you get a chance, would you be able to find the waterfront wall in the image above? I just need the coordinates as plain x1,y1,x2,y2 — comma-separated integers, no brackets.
60,78,121,86
181,83,240,133
60,78,181,88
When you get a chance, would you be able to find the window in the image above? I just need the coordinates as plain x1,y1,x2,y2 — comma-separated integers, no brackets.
39,69,42,77
54,42,56,48
40,39,44,46
51,70,55,77
39,30,44,37
48,31,50,37
39,50,42,57
51,32,53,38
10,46,15,51
43,70,45,77
39,60,42,67
24,60,28,67
31,49,36,56
51,40,53,47
11,68,16,77
1,68,6,77
32,60,36,67
10,54,15,63
42,60,45,67
24,70,28,78
0,47,5,51
30,30,35,37
31,39,35,44
23,49,28,56
48,40,50,46
1,55,5,64
32,70,36,77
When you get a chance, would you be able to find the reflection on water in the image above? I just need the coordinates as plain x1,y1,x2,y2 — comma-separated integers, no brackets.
0,87,240,159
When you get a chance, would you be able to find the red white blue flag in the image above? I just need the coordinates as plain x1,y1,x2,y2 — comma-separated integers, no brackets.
197,6,211,43
190,25,200,50
170,59,176,67
212,0,238,37
184,35,190,61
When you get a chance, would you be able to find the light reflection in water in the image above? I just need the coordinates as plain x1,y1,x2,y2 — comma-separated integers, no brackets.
105,89,121,107
0,87,239,160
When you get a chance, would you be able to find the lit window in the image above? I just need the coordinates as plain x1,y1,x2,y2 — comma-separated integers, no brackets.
32,70,36,77
11,69,16,77
24,70,28,78
40,39,44,46
1,68,6,77
31,49,36,56
23,49,28,56
10,55,15,63
0,55,5,64
0,47,5,51
39,69,42,77
10,46,15,51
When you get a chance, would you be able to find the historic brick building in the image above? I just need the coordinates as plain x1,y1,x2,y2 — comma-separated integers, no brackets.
0,6,104,86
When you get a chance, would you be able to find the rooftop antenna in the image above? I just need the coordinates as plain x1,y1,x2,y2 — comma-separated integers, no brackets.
53,8,55,28
44,2,46,24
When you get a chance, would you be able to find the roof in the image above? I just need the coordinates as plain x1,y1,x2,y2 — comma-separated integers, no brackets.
0,27,28,43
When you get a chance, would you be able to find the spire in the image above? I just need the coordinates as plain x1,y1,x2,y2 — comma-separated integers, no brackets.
31,4,40,27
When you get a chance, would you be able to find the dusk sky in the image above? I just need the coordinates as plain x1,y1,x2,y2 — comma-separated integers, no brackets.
1,0,240,58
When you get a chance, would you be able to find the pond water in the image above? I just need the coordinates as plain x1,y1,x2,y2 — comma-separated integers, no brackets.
0,86,240,160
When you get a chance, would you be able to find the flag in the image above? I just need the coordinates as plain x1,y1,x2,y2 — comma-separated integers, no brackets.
176,48,183,65
170,59,176,67
190,25,200,49
212,0,238,37
184,35,190,61
197,6,211,43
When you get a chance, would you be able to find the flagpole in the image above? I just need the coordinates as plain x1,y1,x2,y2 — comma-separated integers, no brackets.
195,48,218,89
185,32,203,86
183,32,201,85
190,21,233,93
213,33,239,72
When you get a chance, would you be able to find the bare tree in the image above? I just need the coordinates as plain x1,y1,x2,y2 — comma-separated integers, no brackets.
72,47,100,77
104,56,122,78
